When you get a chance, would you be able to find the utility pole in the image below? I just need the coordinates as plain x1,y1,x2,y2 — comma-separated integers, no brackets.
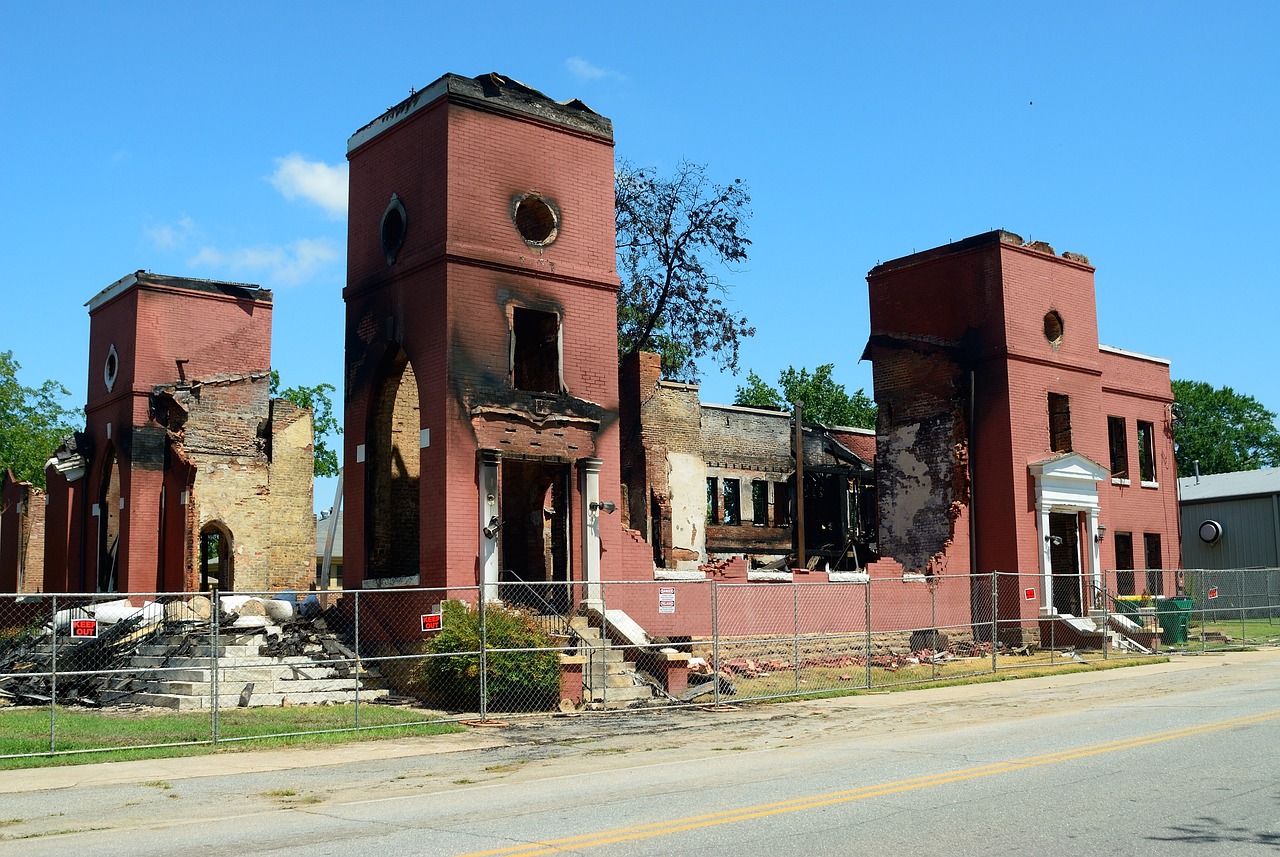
794,400,805,570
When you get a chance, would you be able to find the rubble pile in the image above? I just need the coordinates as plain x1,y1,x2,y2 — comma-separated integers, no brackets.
0,594,375,708
710,640,998,679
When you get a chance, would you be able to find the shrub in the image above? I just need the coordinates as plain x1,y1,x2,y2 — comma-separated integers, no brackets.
419,601,560,711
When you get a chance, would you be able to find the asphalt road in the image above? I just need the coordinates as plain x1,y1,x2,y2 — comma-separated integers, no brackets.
4,650,1279,855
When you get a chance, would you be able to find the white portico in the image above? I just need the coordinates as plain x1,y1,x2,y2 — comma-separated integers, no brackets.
1028,453,1109,616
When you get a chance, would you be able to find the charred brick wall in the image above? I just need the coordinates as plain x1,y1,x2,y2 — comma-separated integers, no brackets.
0,473,45,592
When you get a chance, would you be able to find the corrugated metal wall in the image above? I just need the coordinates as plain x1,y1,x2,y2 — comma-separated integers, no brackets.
1180,494,1280,569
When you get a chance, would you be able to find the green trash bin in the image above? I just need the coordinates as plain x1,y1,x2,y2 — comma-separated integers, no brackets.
1156,598,1193,645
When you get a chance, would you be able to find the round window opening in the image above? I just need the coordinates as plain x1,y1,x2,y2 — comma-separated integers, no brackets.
381,194,407,266
1043,310,1064,346
515,196,558,245
104,344,119,392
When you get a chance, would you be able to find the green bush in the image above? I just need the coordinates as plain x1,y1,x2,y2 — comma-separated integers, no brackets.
420,601,560,711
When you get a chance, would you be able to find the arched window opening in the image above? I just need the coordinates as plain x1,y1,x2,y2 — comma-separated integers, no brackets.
98,450,121,593
200,521,234,592
367,346,421,581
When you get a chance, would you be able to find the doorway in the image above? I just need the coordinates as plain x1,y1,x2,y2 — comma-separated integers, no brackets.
499,459,571,613
1049,512,1082,616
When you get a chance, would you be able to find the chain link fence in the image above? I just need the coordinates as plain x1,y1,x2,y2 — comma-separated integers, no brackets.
2,567,1277,759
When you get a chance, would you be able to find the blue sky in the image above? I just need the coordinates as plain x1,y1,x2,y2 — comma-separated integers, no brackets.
3,2,1277,510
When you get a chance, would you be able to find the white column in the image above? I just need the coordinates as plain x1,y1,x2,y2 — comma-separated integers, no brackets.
580,457,604,610
1039,508,1053,615
1088,508,1102,599
479,450,501,604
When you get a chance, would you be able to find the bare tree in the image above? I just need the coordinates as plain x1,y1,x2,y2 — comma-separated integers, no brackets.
615,160,754,381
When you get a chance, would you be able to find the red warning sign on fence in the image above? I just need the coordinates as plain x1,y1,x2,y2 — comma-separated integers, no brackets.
1024,587,1037,601
70,618,98,639
1208,587,1218,600
420,613,442,633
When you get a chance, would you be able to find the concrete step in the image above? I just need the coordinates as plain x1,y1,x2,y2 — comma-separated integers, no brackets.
131,670,350,690
128,688,388,710
585,684,653,705
137,676,370,696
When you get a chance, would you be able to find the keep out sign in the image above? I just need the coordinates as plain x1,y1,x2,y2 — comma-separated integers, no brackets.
71,618,98,638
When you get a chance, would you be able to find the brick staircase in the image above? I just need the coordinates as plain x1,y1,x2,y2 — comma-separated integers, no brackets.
569,616,657,708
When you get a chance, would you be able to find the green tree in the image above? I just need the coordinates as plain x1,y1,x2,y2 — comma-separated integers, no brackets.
615,160,754,382
735,363,877,429
1172,379,1280,477
0,351,81,489
270,370,342,478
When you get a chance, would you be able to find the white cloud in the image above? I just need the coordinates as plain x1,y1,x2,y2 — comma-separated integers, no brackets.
189,237,340,287
269,154,349,219
566,57,621,82
145,216,196,250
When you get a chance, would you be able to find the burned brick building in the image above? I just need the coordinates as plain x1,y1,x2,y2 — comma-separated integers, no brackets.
333,73,1180,643
38,272,315,593
863,231,1181,626
340,73,654,608
619,351,878,575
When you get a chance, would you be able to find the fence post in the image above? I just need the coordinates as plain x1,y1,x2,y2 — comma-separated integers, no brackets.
353,589,361,729
990,572,998,675
864,577,872,690
931,578,938,681
793,583,800,695
1103,583,1110,661
1240,568,1247,651
712,580,720,708
600,583,610,709
49,594,57,753
211,586,220,744
478,581,488,720
1049,576,1055,665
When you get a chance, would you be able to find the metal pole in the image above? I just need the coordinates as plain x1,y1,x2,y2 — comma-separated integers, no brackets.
353,589,360,729
1240,568,1247,651
1049,576,1055,665
320,468,343,592
1103,583,1110,661
864,576,872,690
211,586,220,744
478,582,488,720
792,583,800,695
990,572,998,675
600,582,610,709
712,580,720,707
794,401,805,570
49,594,57,753
931,578,938,681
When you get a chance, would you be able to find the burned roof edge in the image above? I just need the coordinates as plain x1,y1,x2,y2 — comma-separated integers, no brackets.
86,271,272,312
347,72,613,154
867,230,1094,278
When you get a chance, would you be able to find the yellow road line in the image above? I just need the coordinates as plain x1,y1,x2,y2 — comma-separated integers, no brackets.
454,709,1280,857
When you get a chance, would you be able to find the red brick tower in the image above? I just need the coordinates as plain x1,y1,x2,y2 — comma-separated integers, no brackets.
343,73,626,607
43,273,275,592
865,231,1178,627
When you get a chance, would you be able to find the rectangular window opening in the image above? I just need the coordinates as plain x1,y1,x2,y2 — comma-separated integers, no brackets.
1107,416,1129,481
1143,532,1163,595
1114,531,1134,596
512,307,560,394
773,481,791,526
706,477,719,525
1048,393,1072,453
722,478,741,526
1137,420,1156,484
751,480,767,526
